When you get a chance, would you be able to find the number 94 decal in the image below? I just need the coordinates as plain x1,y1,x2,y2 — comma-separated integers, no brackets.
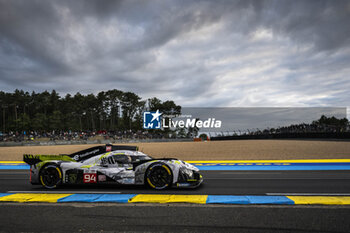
83,173,97,183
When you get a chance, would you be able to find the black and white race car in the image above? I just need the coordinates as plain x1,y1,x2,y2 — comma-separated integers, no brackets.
23,144,203,190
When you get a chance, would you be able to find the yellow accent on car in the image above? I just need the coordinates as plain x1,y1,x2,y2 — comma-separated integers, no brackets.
186,159,350,163
23,154,75,162
162,165,171,175
147,178,156,188
40,175,46,187
56,167,62,178
99,153,109,160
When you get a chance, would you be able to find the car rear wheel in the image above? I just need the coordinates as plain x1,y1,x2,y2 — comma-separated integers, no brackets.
39,164,62,189
145,163,173,190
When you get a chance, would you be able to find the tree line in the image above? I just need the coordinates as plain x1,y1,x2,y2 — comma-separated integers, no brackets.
0,89,181,132
211,115,350,141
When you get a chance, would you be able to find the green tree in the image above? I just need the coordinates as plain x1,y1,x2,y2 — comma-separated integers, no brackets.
0,89,181,133
49,110,62,130
32,113,48,130
121,92,142,130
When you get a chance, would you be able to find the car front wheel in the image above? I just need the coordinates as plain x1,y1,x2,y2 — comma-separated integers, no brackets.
145,163,173,190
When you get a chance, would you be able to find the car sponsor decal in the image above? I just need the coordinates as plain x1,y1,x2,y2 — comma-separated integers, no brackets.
83,173,97,183
98,174,106,182
68,174,77,184
73,149,100,161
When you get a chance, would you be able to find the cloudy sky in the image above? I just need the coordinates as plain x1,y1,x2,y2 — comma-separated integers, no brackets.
1,0,350,108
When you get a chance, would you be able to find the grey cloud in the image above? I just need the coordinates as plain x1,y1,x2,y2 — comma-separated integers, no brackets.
0,0,349,109
180,107,347,132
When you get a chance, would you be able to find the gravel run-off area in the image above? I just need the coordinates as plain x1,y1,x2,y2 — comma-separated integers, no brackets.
0,139,350,161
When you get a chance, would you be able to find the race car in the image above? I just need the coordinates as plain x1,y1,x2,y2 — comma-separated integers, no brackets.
23,144,203,190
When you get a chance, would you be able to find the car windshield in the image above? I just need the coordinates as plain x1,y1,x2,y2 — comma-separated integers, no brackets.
131,155,153,162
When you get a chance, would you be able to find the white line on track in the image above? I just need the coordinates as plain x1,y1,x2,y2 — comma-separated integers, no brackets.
0,172,27,174
0,174,27,176
0,178,26,180
219,172,283,174
7,191,122,194
266,193,350,196
205,178,350,180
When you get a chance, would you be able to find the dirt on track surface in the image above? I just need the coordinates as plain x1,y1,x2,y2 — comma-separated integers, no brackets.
1,140,350,161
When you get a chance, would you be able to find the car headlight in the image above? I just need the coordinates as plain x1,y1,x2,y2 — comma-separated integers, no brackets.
182,168,193,178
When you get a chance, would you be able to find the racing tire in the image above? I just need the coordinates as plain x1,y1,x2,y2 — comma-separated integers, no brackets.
145,163,173,190
39,164,62,189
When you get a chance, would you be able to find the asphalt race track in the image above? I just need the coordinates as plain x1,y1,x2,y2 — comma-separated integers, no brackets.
1,170,350,195
1,202,350,233
1,169,350,233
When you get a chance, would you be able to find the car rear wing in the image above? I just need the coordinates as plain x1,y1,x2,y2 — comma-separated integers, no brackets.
23,154,75,165
23,144,139,164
